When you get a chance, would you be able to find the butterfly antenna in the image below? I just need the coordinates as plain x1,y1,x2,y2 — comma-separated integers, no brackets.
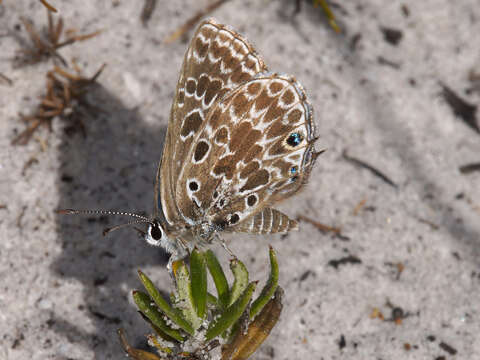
56,208,150,222
56,209,152,236
102,218,152,236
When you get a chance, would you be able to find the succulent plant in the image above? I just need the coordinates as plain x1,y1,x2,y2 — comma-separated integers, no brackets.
118,246,283,360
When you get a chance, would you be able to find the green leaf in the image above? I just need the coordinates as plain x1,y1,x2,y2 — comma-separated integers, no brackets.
137,270,194,335
174,261,202,330
250,246,279,319
207,292,219,307
190,248,207,319
205,281,257,341
132,291,184,342
137,311,177,344
205,250,229,309
229,258,249,306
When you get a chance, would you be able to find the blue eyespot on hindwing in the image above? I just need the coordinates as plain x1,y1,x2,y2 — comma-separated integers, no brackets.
286,132,303,147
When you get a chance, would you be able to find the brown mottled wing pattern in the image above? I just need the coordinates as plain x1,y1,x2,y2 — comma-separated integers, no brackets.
175,74,318,233
158,19,267,228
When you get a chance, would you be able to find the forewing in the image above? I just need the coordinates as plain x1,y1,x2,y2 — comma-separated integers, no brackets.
158,19,267,227
175,74,318,230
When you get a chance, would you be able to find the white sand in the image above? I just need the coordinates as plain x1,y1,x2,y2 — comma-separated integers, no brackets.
0,1,479,359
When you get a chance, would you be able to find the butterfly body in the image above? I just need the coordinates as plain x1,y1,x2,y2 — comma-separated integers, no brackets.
144,19,322,257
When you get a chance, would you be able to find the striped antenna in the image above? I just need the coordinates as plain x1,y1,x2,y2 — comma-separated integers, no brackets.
56,208,152,235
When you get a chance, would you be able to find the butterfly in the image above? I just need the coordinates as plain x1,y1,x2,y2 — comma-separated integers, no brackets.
60,19,322,260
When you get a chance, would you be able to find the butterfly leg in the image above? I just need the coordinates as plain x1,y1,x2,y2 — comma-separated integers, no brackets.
214,234,235,258
165,238,190,278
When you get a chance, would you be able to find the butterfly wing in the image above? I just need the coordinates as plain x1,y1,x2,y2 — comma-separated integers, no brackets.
175,74,319,232
158,19,267,228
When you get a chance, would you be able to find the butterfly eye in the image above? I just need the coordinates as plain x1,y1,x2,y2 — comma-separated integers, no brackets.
286,132,303,147
150,222,163,240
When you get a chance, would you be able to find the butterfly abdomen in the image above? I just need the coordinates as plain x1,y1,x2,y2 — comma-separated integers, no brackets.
232,208,299,234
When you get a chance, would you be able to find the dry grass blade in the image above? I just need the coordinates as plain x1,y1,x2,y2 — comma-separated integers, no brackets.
459,162,480,174
352,198,367,215
0,73,13,86
164,0,228,44
69,30,103,43
294,0,341,32
297,215,341,234
141,0,157,26
40,0,58,12
20,16,48,51
440,82,479,134
343,150,398,189
18,15,67,65
313,0,341,33
48,11,63,44
16,11,101,66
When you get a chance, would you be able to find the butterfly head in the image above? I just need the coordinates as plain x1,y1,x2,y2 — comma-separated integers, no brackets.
57,208,176,252
146,218,190,258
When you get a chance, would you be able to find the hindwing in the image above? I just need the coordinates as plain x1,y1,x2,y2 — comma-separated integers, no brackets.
175,74,318,231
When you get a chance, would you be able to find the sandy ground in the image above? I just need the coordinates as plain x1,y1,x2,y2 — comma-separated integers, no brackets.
1,1,480,359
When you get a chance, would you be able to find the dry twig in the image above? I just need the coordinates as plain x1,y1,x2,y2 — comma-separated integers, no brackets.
343,150,398,189
12,64,105,145
297,215,341,234
164,0,228,44
16,10,101,66
39,0,58,12
0,73,13,86
140,0,157,26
